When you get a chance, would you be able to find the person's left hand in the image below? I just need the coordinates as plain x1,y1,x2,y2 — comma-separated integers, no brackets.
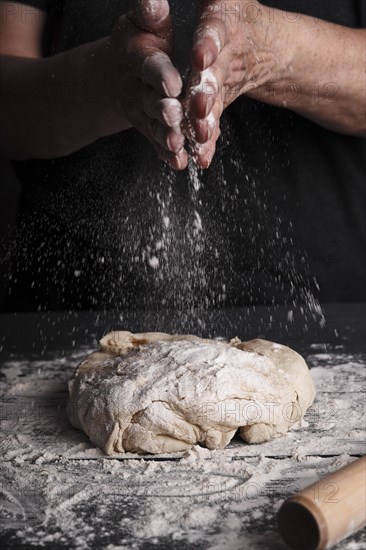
184,0,273,167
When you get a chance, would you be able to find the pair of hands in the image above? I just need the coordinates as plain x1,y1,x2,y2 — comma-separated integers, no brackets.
102,0,267,170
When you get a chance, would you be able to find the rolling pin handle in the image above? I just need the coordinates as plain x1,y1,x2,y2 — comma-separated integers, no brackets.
277,457,366,550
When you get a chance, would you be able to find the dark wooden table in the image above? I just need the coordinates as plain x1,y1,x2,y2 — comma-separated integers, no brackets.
1,304,365,549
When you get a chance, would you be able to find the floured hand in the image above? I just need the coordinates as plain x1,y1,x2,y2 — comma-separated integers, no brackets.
184,0,276,168
105,0,188,169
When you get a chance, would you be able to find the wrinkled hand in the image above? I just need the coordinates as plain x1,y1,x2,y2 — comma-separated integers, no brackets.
104,0,188,169
184,0,272,168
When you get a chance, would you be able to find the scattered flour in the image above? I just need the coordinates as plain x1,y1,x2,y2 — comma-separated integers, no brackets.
1,342,365,548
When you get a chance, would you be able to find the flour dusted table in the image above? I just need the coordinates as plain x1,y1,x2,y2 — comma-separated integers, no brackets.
1,304,365,549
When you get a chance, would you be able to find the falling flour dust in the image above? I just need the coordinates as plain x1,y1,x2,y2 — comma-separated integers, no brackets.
1,86,325,335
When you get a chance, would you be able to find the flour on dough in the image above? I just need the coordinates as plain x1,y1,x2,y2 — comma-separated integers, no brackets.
67,331,316,455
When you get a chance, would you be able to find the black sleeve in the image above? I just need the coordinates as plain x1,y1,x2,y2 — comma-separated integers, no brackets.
0,0,51,12
359,0,366,27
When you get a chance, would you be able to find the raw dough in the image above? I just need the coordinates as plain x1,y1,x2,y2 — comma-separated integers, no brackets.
67,331,316,455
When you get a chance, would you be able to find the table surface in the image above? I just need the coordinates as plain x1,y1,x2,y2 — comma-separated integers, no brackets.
0,303,365,549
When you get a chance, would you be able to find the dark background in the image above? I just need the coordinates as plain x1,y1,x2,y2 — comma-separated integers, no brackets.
0,156,21,307
1,0,365,312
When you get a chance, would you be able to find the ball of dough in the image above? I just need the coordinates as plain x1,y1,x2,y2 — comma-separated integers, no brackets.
67,332,316,455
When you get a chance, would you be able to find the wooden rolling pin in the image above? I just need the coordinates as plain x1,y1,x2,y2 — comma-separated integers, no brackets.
278,456,366,549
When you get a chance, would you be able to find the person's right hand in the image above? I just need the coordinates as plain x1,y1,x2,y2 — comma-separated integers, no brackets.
100,0,188,170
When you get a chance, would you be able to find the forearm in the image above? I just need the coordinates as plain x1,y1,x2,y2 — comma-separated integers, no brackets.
249,8,366,135
0,39,130,160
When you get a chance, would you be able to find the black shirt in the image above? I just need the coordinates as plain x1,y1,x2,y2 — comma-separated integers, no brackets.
2,0,366,312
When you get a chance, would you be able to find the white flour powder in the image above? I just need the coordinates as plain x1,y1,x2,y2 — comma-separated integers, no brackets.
1,346,365,548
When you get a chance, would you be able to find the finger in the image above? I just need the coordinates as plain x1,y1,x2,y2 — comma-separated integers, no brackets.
191,98,223,144
186,64,224,120
141,52,183,98
157,146,189,171
129,0,170,35
189,89,216,120
192,124,221,169
143,89,183,128
150,119,185,153
131,109,188,169
192,10,229,71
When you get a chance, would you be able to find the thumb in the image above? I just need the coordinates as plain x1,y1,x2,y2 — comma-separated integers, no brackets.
130,0,171,35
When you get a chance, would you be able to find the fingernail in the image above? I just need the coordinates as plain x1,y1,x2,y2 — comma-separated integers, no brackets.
197,121,208,143
174,154,182,169
203,50,214,70
162,81,171,96
203,119,211,142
